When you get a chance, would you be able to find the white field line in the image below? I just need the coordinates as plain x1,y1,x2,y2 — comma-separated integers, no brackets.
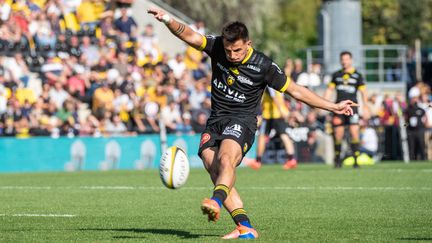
0,186,430,191
0,186,52,189
0,214,76,217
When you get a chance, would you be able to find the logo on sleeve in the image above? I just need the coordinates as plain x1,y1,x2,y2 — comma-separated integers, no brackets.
272,62,283,74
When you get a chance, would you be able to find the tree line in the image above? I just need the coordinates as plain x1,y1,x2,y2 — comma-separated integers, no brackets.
162,0,432,63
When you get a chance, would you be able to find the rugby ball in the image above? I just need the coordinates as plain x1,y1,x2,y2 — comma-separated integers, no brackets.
159,146,190,189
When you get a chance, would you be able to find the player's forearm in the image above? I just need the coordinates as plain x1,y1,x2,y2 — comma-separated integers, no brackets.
288,83,337,112
164,18,203,50
323,88,333,101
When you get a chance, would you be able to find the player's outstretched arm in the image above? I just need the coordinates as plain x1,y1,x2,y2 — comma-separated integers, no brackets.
285,81,357,116
147,8,204,50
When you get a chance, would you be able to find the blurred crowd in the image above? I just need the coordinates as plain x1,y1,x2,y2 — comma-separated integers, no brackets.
0,0,431,161
0,0,212,138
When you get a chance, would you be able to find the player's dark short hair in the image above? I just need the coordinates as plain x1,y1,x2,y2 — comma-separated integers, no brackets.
340,51,352,58
222,21,249,43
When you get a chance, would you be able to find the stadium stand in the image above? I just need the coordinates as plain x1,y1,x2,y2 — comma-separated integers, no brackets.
0,0,430,162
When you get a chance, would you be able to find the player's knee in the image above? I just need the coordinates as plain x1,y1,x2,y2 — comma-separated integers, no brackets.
218,153,237,172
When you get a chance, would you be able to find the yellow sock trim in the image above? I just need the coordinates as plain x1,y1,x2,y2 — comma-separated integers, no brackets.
231,208,247,218
214,184,230,195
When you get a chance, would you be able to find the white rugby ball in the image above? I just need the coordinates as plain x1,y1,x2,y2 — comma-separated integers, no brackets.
159,146,190,189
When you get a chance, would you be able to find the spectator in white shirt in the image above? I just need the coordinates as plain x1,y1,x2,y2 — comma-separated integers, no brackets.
160,100,182,133
168,53,186,80
49,82,70,109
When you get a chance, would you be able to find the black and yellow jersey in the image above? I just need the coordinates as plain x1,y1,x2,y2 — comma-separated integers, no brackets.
329,68,365,103
199,35,290,125
261,88,289,120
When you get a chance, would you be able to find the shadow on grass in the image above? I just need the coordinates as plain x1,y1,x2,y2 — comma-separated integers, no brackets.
80,228,218,239
397,237,432,241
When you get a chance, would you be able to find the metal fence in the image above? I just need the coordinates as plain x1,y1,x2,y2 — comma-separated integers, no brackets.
305,45,408,83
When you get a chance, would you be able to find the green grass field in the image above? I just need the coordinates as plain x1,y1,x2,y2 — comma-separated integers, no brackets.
0,162,431,242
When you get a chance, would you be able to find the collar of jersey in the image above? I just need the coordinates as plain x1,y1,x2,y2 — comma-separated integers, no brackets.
241,48,254,64
344,68,356,74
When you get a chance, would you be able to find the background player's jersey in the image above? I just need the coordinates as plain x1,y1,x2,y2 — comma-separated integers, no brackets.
329,69,365,103
199,35,290,120
261,88,288,120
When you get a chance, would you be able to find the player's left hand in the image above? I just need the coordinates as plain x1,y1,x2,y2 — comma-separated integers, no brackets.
147,8,169,23
332,100,358,116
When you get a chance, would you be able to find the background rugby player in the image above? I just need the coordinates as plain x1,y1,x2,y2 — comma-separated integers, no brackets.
325,51,369,168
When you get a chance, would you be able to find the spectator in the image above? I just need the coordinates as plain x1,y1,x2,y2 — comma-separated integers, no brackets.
406,88,427,160
160,100,182,133
0,84,6,114
33,12,56,50
79,114,101,137
360,119,378,158
92,81,114,118
55,99,77,123
119,74,135,94
184,44,203,79
49,81,69,109
2,117,15,136
192,111,208,133
137,23,159,63
68,35,82,58
66,65,88,100
291,58,303,82
112,52,129,78
190,19,205,35
168,53,186,80
177,112,194,135
114,7,137,39
41,53,64,85
4,53,30,87
0,0,11,22
132,97,159,134
104,112,128,136
76,0,99,32
189,81,207,110
112,87,133,119
80,36,100,67
284,58,293,78
296,63,322,88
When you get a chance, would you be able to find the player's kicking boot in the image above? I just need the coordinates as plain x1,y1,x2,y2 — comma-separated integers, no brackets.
201,198,220,222
222,224,259,239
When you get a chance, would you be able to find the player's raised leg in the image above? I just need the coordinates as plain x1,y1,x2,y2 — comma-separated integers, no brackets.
200,139,241,221
200,142,258,239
